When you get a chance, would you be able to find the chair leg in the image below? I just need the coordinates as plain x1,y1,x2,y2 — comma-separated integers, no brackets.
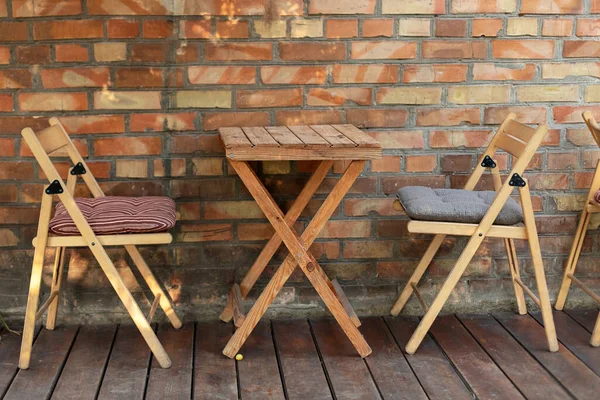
591,312,600,347
46,247,66,330
125,245,182,329
505,239,527,315
555,209,591,311
390,234,445,316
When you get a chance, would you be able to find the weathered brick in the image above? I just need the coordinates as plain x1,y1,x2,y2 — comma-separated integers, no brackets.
175,90,231,108
94,91,161,110
143,19,174,38
0,69,32,88
346,109,408,128
377,87,442,105
116,160,148,178
94,42,127,62
448,85,511,104
398,18,431,36
203,111,270,131
585,85,600,102
291,19,323,38
452,0,516,13
262,66,327,84
254,20,286,38
343,240,394,259
55,44,88,62
319,220,371,239
333,64,398,83
276,110,343,125
564,40,600,57
180,20,211,39
19,92,87,111
554,106,600,123
307,88,372,106
0,94,13,112
473,63,535,81
351,41,417,59
371,156,401,172
206,42,272,61
521,0,583,14
326,19,358,38
280,42,346,61
417,108,480,126
382,176,445,194
484,106,547,124
215,20,249,39
192,158,223,176
16,45,51,64
547,152,578,170
130,113,195,132
363,19,394,37
0,138,15,156
0,47,10,64
492,39,555,59
542,62,600,79
34,20,103,40
94,137,162,156
517,85,579,102
423,41,486,59
0,0,7,17
131,43,169,62
370,131,424,149
507,18,538,36
188,66,255,85
441,154,473,173
59,115,125,134
594,0,600,13
41,67,110,88
406,155,437,172
383,0,445,14
430,130,492,148
577,19,600,36
237,89,302,108
204,201,263,219
472,18,503,37
0,22,28,41
543,18,573,36
107,18,140,38
403,64,467,83
115,67,164,88
436,19,467,37
344,198,398,216
310,0,376,14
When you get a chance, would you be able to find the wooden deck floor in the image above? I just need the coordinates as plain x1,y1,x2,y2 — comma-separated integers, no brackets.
1,310,599,399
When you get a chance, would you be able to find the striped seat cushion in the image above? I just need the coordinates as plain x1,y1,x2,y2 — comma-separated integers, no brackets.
595,189,600,204
49,196,176,236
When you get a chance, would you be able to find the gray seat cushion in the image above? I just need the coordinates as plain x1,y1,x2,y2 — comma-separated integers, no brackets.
397,186,524,226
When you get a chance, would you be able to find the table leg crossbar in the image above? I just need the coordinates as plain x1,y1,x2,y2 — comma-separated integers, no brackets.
220,160,372,359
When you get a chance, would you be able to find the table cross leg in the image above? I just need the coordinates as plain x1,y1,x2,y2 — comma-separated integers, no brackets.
220,160,333,323
223,160,371,359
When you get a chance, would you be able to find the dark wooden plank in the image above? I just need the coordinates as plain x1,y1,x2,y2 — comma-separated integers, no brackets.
310,318,380,400
532,311,600,375
430,315,523,400
5,325,78,400
0,328,31,397
459,314,570,400
96,325,152,400
361,317,427,400
331,125,381,148
242,127,279,147
219,127,253,148
566,309,599,333
310,125,356,147
384,316,472,400
237,321,285,400
146,324,194,400
194,322,237,400
288,126,330,148
496,312,600,399
265,126,305,147
51,325,116,399
272,319,332,400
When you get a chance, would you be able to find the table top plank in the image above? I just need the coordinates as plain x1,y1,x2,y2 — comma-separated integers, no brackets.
310,125,357,147
265,126,305,148
332,124,380,148
287,125,331,148
220,127,253,148
242,127,279,147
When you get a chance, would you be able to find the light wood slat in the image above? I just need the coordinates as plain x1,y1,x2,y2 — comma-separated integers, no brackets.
288,126,331,148
503,119,536,142
331,125,380,148
219,127,253,148
242,127,279,147
38,233,173,248
310,125,357,147
224,146,381,161
407,220,528,240
265,126,305,147
36,125,70,154
496,133,526,158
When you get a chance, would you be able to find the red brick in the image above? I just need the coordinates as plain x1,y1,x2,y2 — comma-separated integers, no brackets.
203,111,270,131
370,130,425,149
175,42,199,63
553,106,600,123
55,44,88,62
453,0,516,13
87,0,171,15
131,43,169,62
237,89,302,108
492,39,555,59
0,116,48,134
0,0,6,17
310,0,376,14
403,64,467,83
436,19,467,37
0,161,34,180
19,92,87,111
351,41,417,59
473,63,535,81
115,67,164,87
543,18,573,36
280,42,345,61
344,198,397,217
564,40,600,57
343,240,394,259
143,19,174,38
319,220,371,238
346,109,408,128
406,155,437,172
362,19,394,37
215,20,249,39
130,113,195,132
472,18,503,37
0,94,12,112
0,22,28,42
371,156,401,173
422,41,486,59
307,88,372,106
0,47,9,64
430,130,492,148
382,0,445,13
94,137,162,156
12,0,81,16
107,18,140,38
417,108,480,126
33,20,103,40
484,106,547,124
547,152,578,170
441,154,473,172
179,20,211,39
275,110,342,126
189,66,255,85
59,115,125,134
206,42,272,61
16,45,51,64
94,91,161,110
326,19,358,38
0,69,32,88
333,64,398,83
41,67,110,88
594,0,600,13
521,0,583,14
0,138,14,156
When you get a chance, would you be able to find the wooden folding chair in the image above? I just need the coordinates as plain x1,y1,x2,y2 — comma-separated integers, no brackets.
555,111,600,347
19,118,181,369
390,113,559,354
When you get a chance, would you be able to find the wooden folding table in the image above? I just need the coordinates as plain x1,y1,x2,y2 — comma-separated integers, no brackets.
218,124,382,358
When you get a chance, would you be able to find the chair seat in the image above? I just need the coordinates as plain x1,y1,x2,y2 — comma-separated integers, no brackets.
594,189,600,204
49,196,176,236
397,186,524,226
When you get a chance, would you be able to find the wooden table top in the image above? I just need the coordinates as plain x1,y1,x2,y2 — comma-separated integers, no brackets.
218,124,382,161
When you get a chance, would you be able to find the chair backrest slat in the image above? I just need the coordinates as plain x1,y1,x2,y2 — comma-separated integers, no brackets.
496,132,527,158
35,125,70,155
503,119,536,142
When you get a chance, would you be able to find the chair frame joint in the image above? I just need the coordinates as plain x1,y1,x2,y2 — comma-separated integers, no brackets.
509,173,526,187
45,180,64,195
481,155,497,169
70,162,86,175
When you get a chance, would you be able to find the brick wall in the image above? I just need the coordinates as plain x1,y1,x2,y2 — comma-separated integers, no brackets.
1,0,600,323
